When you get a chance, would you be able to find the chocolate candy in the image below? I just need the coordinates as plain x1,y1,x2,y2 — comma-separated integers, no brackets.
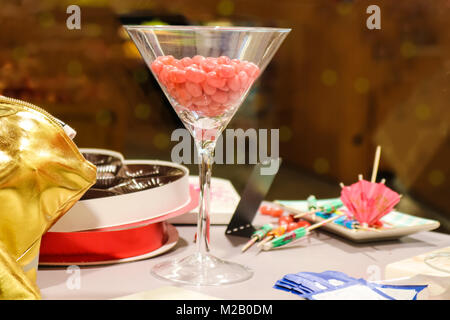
81,152,185,200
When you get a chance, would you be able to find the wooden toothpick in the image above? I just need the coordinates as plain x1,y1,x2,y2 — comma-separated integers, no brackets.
241,237,257,252
371,145,381,183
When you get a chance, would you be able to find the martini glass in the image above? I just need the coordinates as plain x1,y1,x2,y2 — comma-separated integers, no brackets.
126,25,290,285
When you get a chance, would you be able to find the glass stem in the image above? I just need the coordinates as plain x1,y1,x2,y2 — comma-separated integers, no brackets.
196,147,214,256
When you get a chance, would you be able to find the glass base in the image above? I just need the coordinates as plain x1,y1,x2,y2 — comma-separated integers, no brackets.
151,253,253,286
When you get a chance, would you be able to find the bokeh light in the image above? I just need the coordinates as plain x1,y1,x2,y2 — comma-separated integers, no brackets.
428,169,445,187
96,109,113,126
354,77,370,94
279,125,292,142
153,132,170,150
85,23,103,37
134,103,151,120
67,60,83,77
217,0,235,16
336,2,353,16
313,157,330,174
38,12,55,28
401,41,417,58
321,69,338,86
415,103,431,121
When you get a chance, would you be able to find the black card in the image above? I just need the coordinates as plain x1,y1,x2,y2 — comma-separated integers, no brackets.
225,158,281,238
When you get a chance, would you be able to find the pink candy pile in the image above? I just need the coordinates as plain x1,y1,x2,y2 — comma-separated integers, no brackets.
150,55,260,117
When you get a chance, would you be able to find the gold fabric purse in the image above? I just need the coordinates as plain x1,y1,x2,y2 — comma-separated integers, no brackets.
0,95,96,299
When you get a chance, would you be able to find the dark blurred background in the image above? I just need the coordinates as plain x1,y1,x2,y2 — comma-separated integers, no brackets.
0,0,448,233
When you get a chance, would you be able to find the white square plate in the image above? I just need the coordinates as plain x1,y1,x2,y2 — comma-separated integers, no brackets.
275,198,440,242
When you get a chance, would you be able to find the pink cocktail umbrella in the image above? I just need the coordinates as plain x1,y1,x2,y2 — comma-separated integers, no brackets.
340,146,401,227
340,178,401,227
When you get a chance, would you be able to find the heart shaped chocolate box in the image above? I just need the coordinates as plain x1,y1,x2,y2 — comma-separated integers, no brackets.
49,149,191,232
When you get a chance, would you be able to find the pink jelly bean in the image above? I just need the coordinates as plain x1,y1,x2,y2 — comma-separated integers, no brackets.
177,86,192,103
185,81,203,97
192,55,206,65
243,62,260,78
238,70,249,89
206,71,227,88
183,99,193,108
211,90,228,104
219,104,228,113
172,60,184,69
181,57,193,67
208,100,220,108
200,107,214,117
189,104,201,113
185,66,207,83
217,56,231,64
157,70,166,85
229,61,241,74
209,104,227,117
201,58,218,73
158,55,175,65
193,105,210,116
193,95,211,106
202,81,217,95
166,82,176,94
227,75,241,91
217,64,235,78
168,68,186,83
159,65,174,86
228,91,241,103
151,60,164,75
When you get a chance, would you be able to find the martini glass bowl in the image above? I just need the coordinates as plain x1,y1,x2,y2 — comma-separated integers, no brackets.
126,25,290,286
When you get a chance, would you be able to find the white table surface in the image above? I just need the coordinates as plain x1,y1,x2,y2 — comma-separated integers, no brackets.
36,218,450,300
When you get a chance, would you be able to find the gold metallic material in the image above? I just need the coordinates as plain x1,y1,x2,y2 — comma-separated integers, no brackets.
0,241,40,300
0,96,97,300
